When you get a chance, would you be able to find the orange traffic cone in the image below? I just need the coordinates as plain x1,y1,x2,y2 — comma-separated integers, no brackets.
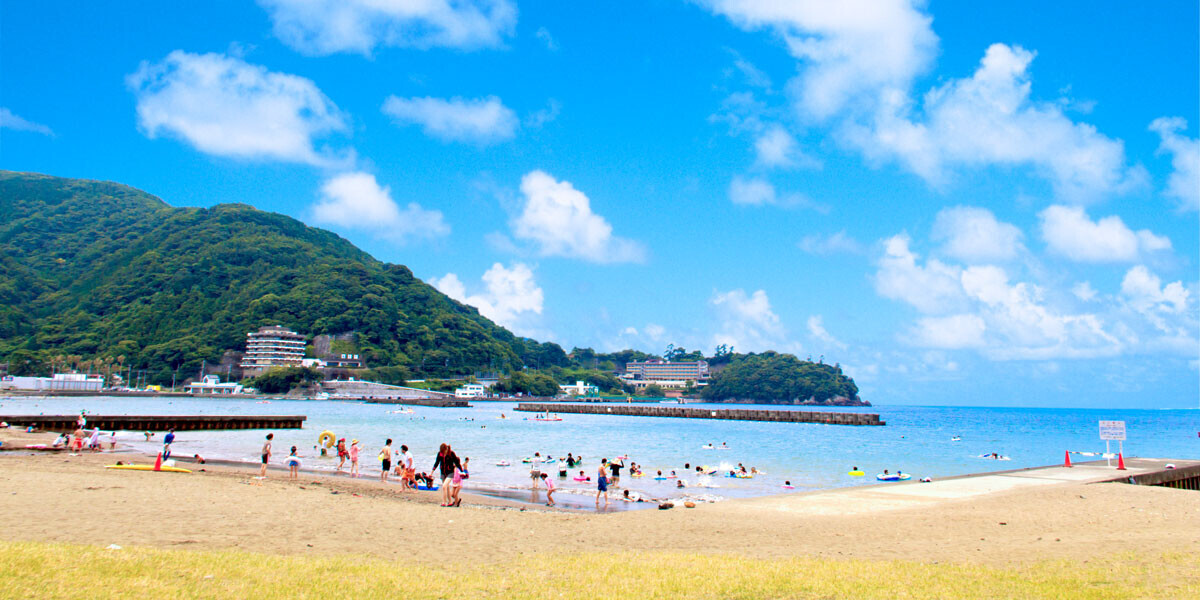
1117,453,1126,470
153,452,163,472
1064,451,1072,468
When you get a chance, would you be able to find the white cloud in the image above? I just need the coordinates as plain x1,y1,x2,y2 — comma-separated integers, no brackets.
875,229,1195,361
1072,281,1098,303
1149,117,1200,211
644,323,667,342
728,175,824,210
730,53,772,89
1039,205,1171,263
127,51,350,167
0,108,53,136
807,315,846,349
511,170,645,263
524,99,561,129
754,125,813,168
710,288,791,352
958,265,1117,357
382,95,518,144
1120,266,1189,316
433,262,543,333
729,175,775,205
857,44,1141,200
931,206,1023,262
258,0,516,55
700,0,938,119
311,172,448,242
911,314,986,349
535,26,558,51
873,234,964,314
703,4,1140,201
798,231,866,256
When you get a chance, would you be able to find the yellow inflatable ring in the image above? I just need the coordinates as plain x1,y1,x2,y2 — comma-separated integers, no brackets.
317,431,336,448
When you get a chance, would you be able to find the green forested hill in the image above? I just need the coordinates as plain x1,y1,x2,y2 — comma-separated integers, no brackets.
0,171,565,383
701,352,863,404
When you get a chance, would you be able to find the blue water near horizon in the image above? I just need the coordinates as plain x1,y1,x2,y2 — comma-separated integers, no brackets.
3,397,1197,503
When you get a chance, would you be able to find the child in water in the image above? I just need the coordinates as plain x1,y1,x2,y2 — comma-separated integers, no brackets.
349,440,360,477
541,473,556,506
286,446,300,480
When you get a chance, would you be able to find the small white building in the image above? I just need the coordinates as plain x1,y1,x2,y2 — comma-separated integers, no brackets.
454,383,486,398
185,375,244,395
1,373,104,392
559,380,599,396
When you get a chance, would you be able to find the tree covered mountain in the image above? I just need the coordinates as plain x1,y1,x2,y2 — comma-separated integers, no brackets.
701,351,863,405
0,171,567,383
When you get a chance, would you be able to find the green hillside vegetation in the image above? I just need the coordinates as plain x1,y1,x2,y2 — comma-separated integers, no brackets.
701,351,861,404
0,171,567,384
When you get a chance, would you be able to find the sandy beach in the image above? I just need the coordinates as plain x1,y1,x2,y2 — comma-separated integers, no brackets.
2,428,1197,569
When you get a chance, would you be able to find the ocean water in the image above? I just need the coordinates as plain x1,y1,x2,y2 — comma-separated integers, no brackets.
4,396,1197,503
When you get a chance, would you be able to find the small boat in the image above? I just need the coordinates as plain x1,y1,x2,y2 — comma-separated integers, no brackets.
876,473,912,481
496,460,511,467
950,436,962,442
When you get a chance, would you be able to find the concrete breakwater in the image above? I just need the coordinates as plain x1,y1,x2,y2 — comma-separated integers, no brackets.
0,414,306,432
514,403,884,426
360,398,472,408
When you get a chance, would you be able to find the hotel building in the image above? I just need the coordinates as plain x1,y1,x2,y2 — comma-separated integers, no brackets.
622,360,710,383
240,325,307,374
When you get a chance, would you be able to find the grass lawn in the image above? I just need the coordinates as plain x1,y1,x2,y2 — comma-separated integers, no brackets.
3,541,1195,599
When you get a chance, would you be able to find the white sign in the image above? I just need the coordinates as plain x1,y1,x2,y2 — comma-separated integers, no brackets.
1099,420,1126,441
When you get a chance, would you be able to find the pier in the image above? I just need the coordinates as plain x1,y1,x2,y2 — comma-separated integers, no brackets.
0,414,306,432
514,403,884,426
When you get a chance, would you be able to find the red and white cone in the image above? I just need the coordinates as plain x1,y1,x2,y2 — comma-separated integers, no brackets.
1117,453,1126,471
153,452,163,471
1063,451,1072,468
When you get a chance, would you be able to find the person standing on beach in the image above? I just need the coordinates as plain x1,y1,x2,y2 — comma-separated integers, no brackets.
260,433,273,477
349,439,361,477
596,458,610,507
401,444,415,492
432,443,462,507
380,439,394,482
162,428,176,460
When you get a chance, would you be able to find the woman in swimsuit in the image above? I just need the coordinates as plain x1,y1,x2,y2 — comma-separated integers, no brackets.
595,458,610,507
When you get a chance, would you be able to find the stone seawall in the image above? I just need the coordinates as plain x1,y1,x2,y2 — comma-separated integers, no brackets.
514,404,884,426
0,414,307,432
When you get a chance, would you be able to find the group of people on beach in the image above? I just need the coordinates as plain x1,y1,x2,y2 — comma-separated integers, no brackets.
258,433,470,507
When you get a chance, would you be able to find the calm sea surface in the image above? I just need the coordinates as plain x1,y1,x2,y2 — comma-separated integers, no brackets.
4,397,1197,503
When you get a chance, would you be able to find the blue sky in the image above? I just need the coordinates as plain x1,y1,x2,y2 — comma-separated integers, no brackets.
2,1,1197,407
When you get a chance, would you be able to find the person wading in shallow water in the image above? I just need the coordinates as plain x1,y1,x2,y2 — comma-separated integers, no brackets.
596,458,610,508
432,443,463,507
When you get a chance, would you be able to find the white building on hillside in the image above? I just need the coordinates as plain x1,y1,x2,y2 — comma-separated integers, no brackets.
185,375,244,395
240,325,307,375
455,383,485,398
559,380,599,396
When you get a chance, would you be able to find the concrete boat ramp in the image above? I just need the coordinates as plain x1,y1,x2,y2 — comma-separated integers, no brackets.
738,458,1198,517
